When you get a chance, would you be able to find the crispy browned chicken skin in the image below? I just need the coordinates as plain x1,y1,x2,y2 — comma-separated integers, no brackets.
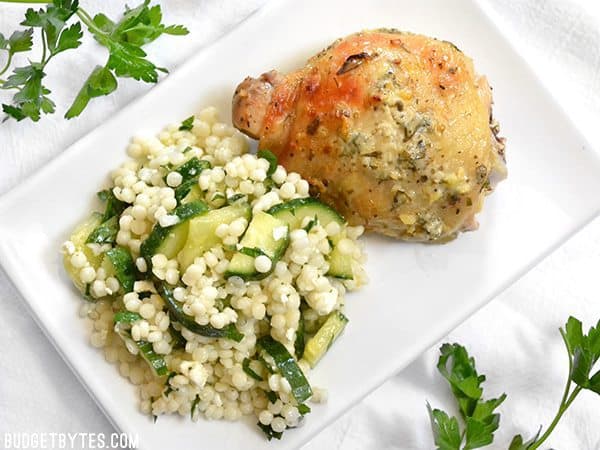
233,30,506,241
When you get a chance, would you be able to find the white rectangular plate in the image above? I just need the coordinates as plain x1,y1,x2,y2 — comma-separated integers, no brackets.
1,0,600,448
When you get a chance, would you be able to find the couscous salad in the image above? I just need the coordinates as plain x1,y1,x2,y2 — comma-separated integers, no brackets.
61,106,367,440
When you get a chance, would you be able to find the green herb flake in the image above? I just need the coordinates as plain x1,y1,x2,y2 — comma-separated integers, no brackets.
179,115,194,131
257,422,283,441
257,149,278,176
150,396,157,423
163,371,177,397
190,395,200,420
303,216,318,233
113,311,142,324
297,403,311,415
86,215,118,245
242,358,264,381
294,314,306,359
265,390,278,404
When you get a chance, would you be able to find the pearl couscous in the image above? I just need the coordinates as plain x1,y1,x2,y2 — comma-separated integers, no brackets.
61,106,367,440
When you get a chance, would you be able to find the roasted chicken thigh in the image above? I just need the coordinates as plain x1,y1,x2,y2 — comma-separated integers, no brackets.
233,30,506,241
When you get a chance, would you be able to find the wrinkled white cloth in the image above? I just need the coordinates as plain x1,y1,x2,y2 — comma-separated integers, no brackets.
1,1,600,449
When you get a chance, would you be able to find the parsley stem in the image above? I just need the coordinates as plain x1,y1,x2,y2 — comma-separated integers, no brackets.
76,8,105,37
0,53,13,77
40,29,47,63
528,385,582,450
528,329,578,450
557,329,573,414
76,7,93,23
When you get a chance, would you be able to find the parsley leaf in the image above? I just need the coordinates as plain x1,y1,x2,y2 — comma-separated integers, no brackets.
111,2,188,46
164,24,189,36
7,29,35,55
428,404,462,450
21,0,80,55
65,65,118,118
84,0,188,80
508,428,541,450
65,0,188,117
564,316,600,390
2,64,55,121
590,370,600,394
437,343,486,418
105,39,166,82
463,394,507,449
427,344,505,450
53,22,83,55
464,410,502,450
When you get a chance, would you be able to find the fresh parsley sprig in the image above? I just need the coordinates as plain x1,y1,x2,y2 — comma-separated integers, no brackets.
509,316,600,450
0,0,188,122
427,343,506,450
429,316,600,450
0,0,81,121
0,28,33,78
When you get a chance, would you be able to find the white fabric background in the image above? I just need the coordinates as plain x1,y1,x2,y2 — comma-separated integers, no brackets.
1,1,600,448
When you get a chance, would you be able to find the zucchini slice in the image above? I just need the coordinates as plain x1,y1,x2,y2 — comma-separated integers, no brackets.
180,184,202,204
63,212,104,293
158,283,244,342
137,341,168,376
327,245,354,280
303,311,348,368
257,335,312,403
226,253,256,280
267,198,345,231
226,212,289,280
97,189,127,222
267,198,354,280
177,202,251,270
241,212,289,260
114,311,168,376
156,224,189,259
86,215,119,245
104,246,136,293
141,200,209,263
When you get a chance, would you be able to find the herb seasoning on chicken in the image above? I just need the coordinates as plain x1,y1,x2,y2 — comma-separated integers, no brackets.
233,29,506,242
